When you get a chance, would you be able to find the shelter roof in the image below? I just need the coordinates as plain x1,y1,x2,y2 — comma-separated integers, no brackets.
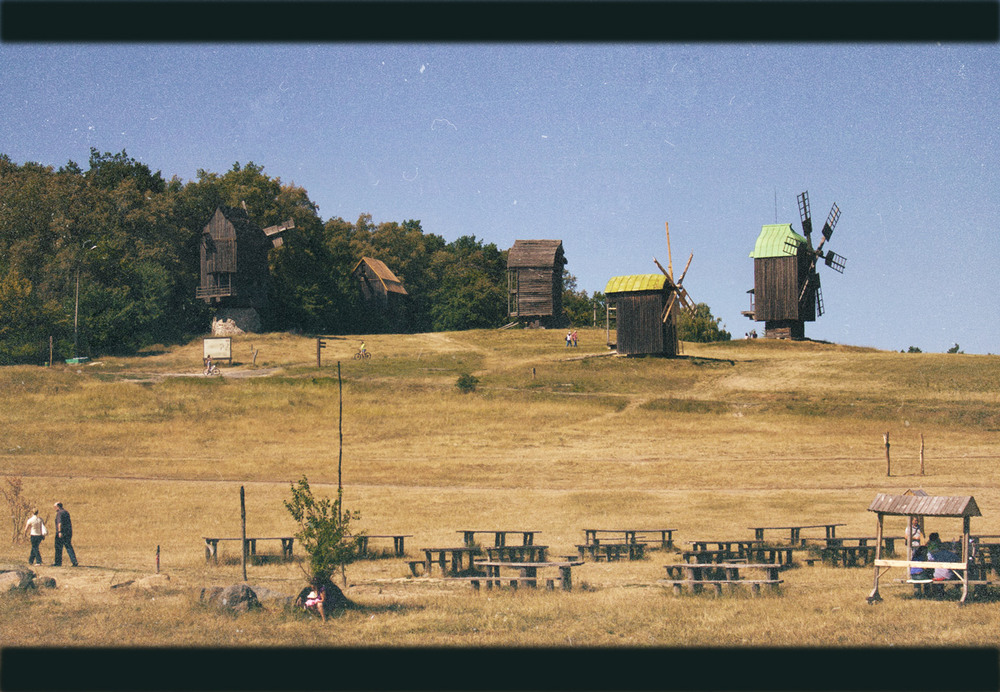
867,493,981,518
352,257,408,295
207,206,259,239
507,240,565,268
604,274,667,294
749,223,806,259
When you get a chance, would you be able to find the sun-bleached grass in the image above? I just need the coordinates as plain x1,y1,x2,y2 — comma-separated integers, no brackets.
2,328,1000,647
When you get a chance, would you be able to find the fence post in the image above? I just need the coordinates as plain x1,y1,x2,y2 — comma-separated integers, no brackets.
240,485,247,582
884,432,891,476
919,433,925,475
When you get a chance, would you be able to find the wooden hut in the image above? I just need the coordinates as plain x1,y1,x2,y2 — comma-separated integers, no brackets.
746,223,818,340
196,206,290,332
604,274,679,357
866,493,982,605
506,240,567,328
351,257,409,331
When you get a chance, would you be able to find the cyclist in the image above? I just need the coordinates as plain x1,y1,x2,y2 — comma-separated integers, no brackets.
359,341,366,356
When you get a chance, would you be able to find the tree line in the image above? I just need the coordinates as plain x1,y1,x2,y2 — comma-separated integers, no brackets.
0,149,728,365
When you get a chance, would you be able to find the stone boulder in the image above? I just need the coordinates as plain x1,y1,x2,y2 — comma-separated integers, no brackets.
0,568,36,593
200,583,261,614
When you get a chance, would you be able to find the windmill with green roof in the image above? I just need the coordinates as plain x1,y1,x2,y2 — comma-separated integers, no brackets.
742,191,846,339
604,223,696,357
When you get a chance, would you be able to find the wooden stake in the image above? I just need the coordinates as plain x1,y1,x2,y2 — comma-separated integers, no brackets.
49,335,53,367
240,485,247,582
884,432,891,477
338,361,343,518
156,545,160,574
919,433,925,475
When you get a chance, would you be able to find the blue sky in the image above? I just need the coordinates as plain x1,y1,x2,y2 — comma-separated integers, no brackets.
2,43,998,353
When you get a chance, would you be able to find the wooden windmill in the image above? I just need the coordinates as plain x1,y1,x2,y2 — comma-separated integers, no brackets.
743,191,846,339
605,223,696,357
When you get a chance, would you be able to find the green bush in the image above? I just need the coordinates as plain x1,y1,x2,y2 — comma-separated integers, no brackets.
456,372,479,393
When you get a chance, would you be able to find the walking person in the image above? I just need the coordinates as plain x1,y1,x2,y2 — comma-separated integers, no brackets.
53,501,78,567
24,509,47,565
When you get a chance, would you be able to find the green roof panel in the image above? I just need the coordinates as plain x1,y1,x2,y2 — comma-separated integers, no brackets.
749,224,807,259
604,274,667,294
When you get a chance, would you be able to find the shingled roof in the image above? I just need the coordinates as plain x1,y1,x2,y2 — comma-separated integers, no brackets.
352,257,408,295
507,240,565,268
867,493,982,518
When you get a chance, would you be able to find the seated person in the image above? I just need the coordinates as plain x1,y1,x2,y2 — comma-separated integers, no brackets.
926,532,960,581
909,545,933,580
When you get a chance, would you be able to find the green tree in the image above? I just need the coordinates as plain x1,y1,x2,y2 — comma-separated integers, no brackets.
284,476,359,585
907,346,922,353
677,303,731,342
428,236,507,331
562,271,603,326
947,343,963,354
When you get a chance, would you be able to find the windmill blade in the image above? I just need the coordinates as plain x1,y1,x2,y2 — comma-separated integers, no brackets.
653,257,679,291
799,268,821,304
677,253,694,285
797,191,813,242
820,203,840,241
661,292,678,323
783,236,802,256
823,250,847,274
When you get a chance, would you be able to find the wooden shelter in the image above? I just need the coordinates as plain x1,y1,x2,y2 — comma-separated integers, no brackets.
351,257,409,330
196,206,291,332
604,274,680,357
506,240,567,328
866,493,982,605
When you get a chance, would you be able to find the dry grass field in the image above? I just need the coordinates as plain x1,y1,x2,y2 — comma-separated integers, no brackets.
2,327,1000,658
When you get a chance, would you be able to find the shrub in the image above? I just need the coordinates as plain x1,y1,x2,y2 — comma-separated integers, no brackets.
456,373,479,393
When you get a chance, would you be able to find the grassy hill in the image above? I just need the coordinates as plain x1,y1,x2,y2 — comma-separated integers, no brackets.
2,327,999,649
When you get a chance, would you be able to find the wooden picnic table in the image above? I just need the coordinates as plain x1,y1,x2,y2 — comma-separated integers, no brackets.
202,536,294,563
475,560,583,591
748,523,846,544
420,546,483,576
458,530,541,547
661,562,783,595
483,544,548,563
687,539,767,557
354,534,412,557
577,541,646,561
818,535,897,556
583,528,676,550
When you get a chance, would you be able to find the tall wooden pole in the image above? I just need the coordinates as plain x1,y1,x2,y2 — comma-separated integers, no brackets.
240,485,247,582
919,434,925,475
665,222,674,280
884,432,891,477
338,361,343,520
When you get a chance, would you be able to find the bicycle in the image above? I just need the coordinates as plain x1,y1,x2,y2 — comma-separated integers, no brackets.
353,349,371,361
204,363,220,376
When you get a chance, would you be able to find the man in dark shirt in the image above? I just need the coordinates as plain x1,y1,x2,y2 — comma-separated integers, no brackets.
53,501,78,567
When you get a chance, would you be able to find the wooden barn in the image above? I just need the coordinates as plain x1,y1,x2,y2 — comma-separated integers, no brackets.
604,274,680,357
506,240,567,328
746,223,818,340
196,206,291,332
351,257,409,330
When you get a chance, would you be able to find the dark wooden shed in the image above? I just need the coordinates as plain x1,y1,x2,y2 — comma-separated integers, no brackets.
351,257,409,331
604,274,679,357
746,224,818,340
507,240,566,328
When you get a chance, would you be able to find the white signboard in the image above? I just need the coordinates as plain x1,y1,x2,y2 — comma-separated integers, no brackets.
203,337,232,362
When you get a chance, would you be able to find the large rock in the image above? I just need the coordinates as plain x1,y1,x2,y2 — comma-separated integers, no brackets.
0,568,35,593
200,583,261,614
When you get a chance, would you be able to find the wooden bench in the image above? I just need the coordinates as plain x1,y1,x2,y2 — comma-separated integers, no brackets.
202,536,294,563
748,523,846,545
583,528,676,551
477,560,583,591
822,544,876,567
445,576,565,591
576,542,646,561
661,562,783,595
893,577,994,600
483,545,549,563
354,534,412,558
659,578,784,596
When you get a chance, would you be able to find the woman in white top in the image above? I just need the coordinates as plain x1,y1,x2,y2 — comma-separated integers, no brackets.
24,509,47,565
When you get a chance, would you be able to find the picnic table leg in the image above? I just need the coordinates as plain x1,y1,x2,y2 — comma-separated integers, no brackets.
394,537,405,556
281,538,293,559
560,566,572,591
462,531,474,547
524,532,533,546
754,529,764,541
